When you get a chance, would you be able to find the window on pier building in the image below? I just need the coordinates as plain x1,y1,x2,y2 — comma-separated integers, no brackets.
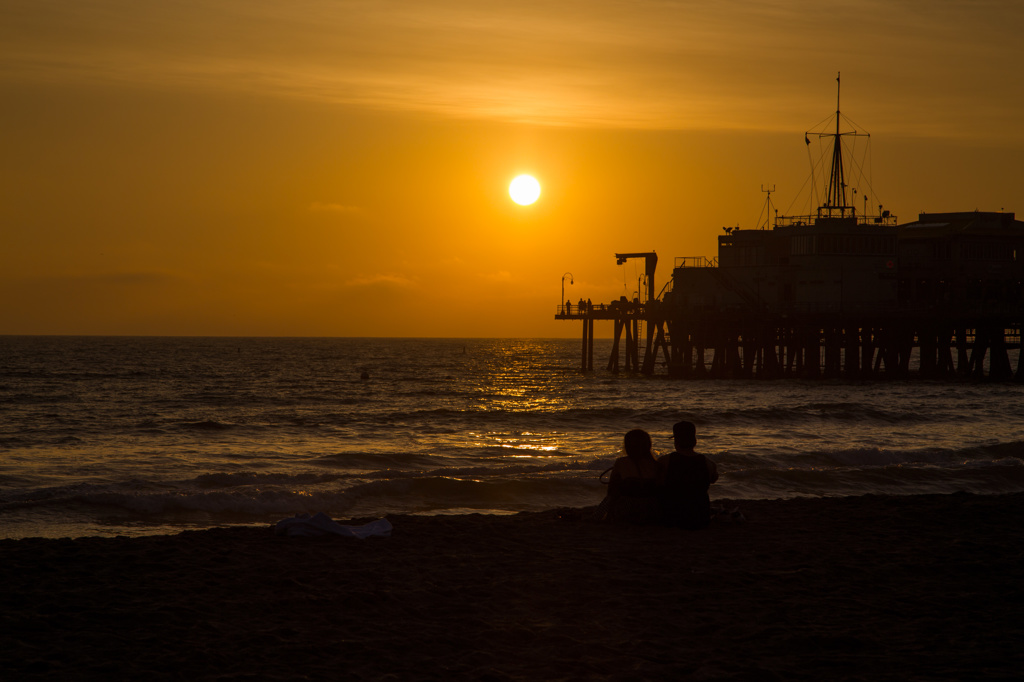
792,235,815,255
794,233,892,254
722,244,762,266
737,245,761,266
804,234,896,255
960,240,1013,261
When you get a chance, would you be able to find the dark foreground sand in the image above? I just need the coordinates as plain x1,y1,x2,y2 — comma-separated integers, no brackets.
3,493,1023,681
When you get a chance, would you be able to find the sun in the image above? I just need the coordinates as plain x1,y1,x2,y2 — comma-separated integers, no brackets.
509,175,541,205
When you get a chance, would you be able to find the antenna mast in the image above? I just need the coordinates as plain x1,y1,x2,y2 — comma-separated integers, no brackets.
826,72,848,214
759,184,776,230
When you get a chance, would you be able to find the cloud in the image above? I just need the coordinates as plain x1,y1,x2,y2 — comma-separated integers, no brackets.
1,0,1020,139
344,273,416,289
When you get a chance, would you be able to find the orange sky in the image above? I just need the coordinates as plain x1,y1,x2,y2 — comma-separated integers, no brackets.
2,1,1022,337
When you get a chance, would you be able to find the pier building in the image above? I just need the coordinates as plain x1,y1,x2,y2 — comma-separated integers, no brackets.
558,210,1024,381
556,81,1024,380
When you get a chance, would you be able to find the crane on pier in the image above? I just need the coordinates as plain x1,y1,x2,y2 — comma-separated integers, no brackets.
615,252,658,302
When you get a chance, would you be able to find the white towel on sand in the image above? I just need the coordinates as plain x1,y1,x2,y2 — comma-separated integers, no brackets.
275,513,392,538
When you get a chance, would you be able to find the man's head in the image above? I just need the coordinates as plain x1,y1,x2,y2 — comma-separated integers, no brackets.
673,421,697,450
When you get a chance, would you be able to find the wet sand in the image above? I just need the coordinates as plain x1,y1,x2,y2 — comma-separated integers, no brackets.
3,492,1023,680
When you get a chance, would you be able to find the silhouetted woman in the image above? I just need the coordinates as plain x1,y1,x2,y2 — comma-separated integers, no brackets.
596,429,661,523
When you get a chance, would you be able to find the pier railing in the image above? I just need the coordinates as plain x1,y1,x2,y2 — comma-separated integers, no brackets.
674,256,718,268
557,301,640,317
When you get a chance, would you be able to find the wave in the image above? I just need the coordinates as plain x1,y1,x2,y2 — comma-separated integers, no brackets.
5,398,959,446
710,402,936,425
0,474,599,522
335,401,948,430
965,441,1024,460
417,458,606,480
0,392,83,405
313,452,443,470
718,457,1024,500
181,420,235,431
312,453,607,481
190,471,345,488
19,468,1024,525
712,441,1024,501
717,441,1024,471
6,450,1022,529
335,475,600,513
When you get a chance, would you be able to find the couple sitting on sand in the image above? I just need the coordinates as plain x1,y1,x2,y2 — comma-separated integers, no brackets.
596,421,719,529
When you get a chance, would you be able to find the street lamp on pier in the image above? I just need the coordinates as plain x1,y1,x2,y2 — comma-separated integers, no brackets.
561,272,574,314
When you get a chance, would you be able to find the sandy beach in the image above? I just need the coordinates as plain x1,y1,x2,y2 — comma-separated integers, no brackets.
3,492,1023,681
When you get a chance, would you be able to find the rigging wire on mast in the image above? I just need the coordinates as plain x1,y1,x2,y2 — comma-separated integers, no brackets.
805,136,817,215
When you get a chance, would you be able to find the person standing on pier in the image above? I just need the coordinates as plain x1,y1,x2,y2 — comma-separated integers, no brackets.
658,421,719,529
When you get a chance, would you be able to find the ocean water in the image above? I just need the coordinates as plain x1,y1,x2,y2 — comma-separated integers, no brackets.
2,336,1023,539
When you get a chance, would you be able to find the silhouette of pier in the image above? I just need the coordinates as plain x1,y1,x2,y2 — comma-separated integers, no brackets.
557,81,1023,381
557,212,1024,381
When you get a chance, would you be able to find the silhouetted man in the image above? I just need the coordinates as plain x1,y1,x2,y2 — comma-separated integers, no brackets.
658,421,719,529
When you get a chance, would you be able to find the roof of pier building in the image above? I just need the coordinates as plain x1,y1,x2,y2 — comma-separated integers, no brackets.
899,211,1023,240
